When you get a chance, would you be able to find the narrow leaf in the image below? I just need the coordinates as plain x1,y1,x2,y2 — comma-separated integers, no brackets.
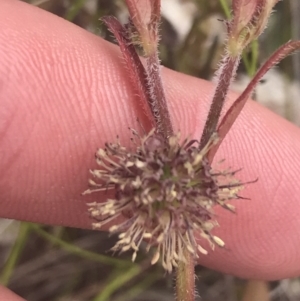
102,16,155,128
208,40,300,160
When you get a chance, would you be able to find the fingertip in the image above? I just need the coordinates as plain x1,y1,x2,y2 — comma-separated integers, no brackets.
0,286,26,301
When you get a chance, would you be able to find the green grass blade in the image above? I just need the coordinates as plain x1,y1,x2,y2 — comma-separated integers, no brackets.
0,222,31,286
65,0,87,21
31,224,132,268
92,265,141,301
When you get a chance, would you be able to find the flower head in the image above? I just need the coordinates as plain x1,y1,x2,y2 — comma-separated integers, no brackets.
85,129,242,272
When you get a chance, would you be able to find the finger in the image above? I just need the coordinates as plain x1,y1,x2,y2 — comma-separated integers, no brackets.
1,0,300,280
0,0,207,229
0,285,25,301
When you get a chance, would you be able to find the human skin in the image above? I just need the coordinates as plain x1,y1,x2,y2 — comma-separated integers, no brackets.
1,0,300,300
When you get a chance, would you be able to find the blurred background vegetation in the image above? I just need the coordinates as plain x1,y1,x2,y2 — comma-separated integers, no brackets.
1,0,300,300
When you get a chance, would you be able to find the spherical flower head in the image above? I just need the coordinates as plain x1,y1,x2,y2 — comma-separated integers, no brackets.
84,129,243,273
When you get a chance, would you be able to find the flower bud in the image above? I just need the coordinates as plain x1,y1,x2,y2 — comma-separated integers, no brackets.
125,0,160,56
228,0,280,56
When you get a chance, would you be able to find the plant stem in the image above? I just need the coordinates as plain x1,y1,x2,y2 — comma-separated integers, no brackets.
175,247,195,301
146,52,173,138
199,54,239,149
